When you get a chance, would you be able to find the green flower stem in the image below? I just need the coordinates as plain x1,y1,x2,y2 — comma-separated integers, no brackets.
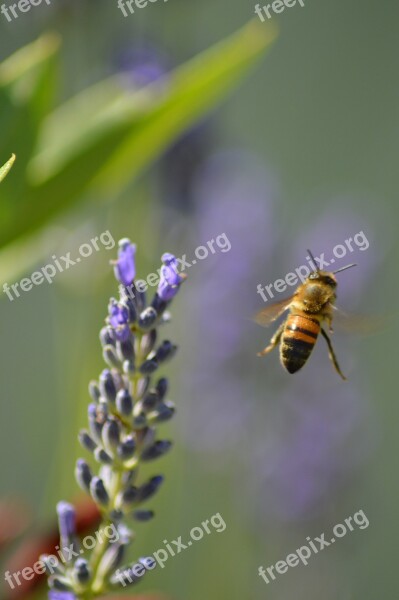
89,470,124,596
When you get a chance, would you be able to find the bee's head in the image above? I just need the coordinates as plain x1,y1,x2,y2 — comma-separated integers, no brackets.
306,249,356,288
307,270,337,289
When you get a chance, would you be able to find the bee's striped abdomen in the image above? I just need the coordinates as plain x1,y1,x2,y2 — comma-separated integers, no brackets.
280,314,320,374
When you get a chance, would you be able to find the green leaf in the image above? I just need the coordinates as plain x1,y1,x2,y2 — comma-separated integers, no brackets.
30,20,277,194
0,34,60,242
25,20,276,241
0,33,60,171
0,20,277,272
0,154,16,183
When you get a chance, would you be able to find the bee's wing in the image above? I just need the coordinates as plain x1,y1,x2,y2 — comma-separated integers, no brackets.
253,296,294,328
331,306,389,335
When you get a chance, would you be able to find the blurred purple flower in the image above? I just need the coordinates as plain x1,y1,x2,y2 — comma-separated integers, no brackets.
113,239,136,286
116,44,169,87
251,364,374,522
192,149,278,345
116,41,215,214
55,501,81,566
180,149,278,452
161,121,214,212
56,501,76,544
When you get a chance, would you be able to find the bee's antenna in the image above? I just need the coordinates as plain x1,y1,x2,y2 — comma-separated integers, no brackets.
333,263,357,274
306,249,318,272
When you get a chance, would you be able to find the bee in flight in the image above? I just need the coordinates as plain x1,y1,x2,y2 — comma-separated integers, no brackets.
254,251,356,380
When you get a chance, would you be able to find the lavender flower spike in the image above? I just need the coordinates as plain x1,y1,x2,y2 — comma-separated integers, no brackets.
112,238,136,286
45,240,184,600
157,253,185,301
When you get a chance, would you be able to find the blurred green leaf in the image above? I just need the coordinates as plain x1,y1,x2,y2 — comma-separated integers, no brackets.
0,34,60,242
0,154,15,182
0,20,277,277
30,19,278,196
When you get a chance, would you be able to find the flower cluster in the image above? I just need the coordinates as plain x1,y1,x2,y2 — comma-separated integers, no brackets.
43,239,185,599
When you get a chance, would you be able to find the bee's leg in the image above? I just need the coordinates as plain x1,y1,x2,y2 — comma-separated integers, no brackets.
326,316,334,333
257,323,284,357
321,308,334,333
320,328,346,380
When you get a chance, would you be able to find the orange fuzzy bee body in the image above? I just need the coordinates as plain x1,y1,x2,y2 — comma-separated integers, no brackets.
280,313,321,374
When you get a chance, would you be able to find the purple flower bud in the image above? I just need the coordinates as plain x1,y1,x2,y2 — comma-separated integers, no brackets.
56,501,76,544
108,299,131,341
113,239,136,286
108,299,129,328
133,509,154,522
48,592,76,600
157,253,185,301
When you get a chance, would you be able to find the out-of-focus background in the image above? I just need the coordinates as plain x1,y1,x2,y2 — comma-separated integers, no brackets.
1,1,398,599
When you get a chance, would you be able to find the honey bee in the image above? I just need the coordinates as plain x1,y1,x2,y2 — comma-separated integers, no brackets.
255,251,356,380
